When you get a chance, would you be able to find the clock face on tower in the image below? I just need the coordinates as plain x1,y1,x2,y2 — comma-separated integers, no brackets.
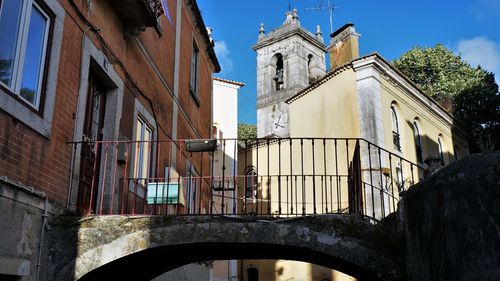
272,112,288,136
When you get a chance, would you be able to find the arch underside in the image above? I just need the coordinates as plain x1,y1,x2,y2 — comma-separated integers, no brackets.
80,242,386,281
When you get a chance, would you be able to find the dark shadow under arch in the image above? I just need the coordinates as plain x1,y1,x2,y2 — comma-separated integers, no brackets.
80,242,385,281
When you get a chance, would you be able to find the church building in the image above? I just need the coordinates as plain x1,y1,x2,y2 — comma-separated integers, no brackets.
239,9,470,281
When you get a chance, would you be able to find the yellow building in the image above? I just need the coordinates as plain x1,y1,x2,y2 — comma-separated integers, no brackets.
237,22,470,281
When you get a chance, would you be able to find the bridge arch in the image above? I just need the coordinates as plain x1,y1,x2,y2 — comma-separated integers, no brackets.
53,215,404,281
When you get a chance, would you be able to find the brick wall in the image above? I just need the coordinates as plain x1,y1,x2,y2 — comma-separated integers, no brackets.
0,0,218,209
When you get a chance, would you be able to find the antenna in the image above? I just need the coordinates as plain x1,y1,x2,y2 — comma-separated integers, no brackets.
305,0,338,34
287,0,298,11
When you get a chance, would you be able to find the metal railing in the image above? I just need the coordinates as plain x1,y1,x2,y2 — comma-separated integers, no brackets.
67,138,424,220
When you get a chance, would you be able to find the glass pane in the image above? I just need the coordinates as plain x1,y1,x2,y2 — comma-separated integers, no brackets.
141,141,150,180
0,0,23,87
391,107,398,132
134,120,143,179
20,4,48,106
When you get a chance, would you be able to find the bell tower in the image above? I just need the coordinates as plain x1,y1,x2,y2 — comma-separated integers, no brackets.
253,9,327,138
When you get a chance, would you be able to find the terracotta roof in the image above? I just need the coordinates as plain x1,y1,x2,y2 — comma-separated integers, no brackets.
213,77,245,87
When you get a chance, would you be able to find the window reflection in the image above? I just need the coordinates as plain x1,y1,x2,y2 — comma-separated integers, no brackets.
20,5,49,106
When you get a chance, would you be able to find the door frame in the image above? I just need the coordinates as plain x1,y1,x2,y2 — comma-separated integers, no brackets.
68,37,124,213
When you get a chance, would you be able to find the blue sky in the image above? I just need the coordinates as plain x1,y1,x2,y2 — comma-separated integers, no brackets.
197,0,500,124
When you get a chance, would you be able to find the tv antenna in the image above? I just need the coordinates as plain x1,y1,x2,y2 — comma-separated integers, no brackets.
288,0,298,11
305,0,338,34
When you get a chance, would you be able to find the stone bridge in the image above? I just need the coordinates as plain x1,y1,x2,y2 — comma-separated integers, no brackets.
49,152,500,281
49,214,406,281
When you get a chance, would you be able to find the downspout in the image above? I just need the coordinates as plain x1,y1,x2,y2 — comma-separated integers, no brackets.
35,197,48,281
170,0,183,169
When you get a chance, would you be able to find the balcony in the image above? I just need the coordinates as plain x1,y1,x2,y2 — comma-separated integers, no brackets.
108,0,162,37
68,138,424,219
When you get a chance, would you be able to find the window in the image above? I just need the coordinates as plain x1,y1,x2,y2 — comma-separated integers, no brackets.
133,116,154,185
272,53,284,91
391,104,401,151
247,267,258,281
245,167,257,199
438,135,445,166
413,120,423,163
307,54,314,84
185,164,199,214
395,163,404,191
189,41,199,96
0,0,52,110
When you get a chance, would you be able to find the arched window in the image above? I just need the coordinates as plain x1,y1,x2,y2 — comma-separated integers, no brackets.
391,104,401,151
307,54,314,84
413,119,423,163
271,53,284,91
438,135,445,166
247,266,259,281
245,167,257,199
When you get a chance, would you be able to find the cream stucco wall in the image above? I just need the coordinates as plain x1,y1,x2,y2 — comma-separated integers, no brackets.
289,69,360,138
240,259,357,281
238,138,356,216
379,77,468,167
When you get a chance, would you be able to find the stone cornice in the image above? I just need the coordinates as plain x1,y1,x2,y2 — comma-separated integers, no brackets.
352,55,455,127
328,27,361,50
253,27,327,53
213,77,245,88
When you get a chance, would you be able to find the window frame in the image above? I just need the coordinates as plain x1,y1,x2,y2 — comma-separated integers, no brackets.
413,119,423,163
391,104,402,152
438,135,445,166
185,162,199,214
189,38,200,103
133,115,155,186
245,167,258,199
129,100,158,198
0,0,54,113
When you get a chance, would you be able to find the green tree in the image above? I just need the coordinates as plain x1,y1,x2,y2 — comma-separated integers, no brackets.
393,44,500,152
237,123,257,139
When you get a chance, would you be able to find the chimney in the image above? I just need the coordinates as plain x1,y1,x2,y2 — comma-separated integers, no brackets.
328,23,361,69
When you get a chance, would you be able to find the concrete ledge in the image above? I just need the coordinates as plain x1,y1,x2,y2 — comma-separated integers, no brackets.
0,256,31,276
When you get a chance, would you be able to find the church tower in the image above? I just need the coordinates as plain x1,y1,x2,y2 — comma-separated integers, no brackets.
253,9,327,138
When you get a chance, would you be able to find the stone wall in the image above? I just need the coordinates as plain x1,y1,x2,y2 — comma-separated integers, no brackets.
0,180,58,281
401,152,500,281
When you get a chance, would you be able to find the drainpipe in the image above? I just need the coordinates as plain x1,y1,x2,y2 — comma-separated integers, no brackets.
35,197,49,281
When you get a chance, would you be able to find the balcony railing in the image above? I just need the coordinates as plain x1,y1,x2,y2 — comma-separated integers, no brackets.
68,138,424,220
108,0,162,36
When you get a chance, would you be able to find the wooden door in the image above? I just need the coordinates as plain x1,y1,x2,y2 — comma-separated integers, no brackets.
77,75,107,214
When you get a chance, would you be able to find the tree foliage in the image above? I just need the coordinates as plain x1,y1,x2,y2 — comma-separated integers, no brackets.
237,123,257,139
393,44,500,152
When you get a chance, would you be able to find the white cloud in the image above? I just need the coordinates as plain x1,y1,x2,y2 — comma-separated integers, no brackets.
214,40,234,74
456,37,500,82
